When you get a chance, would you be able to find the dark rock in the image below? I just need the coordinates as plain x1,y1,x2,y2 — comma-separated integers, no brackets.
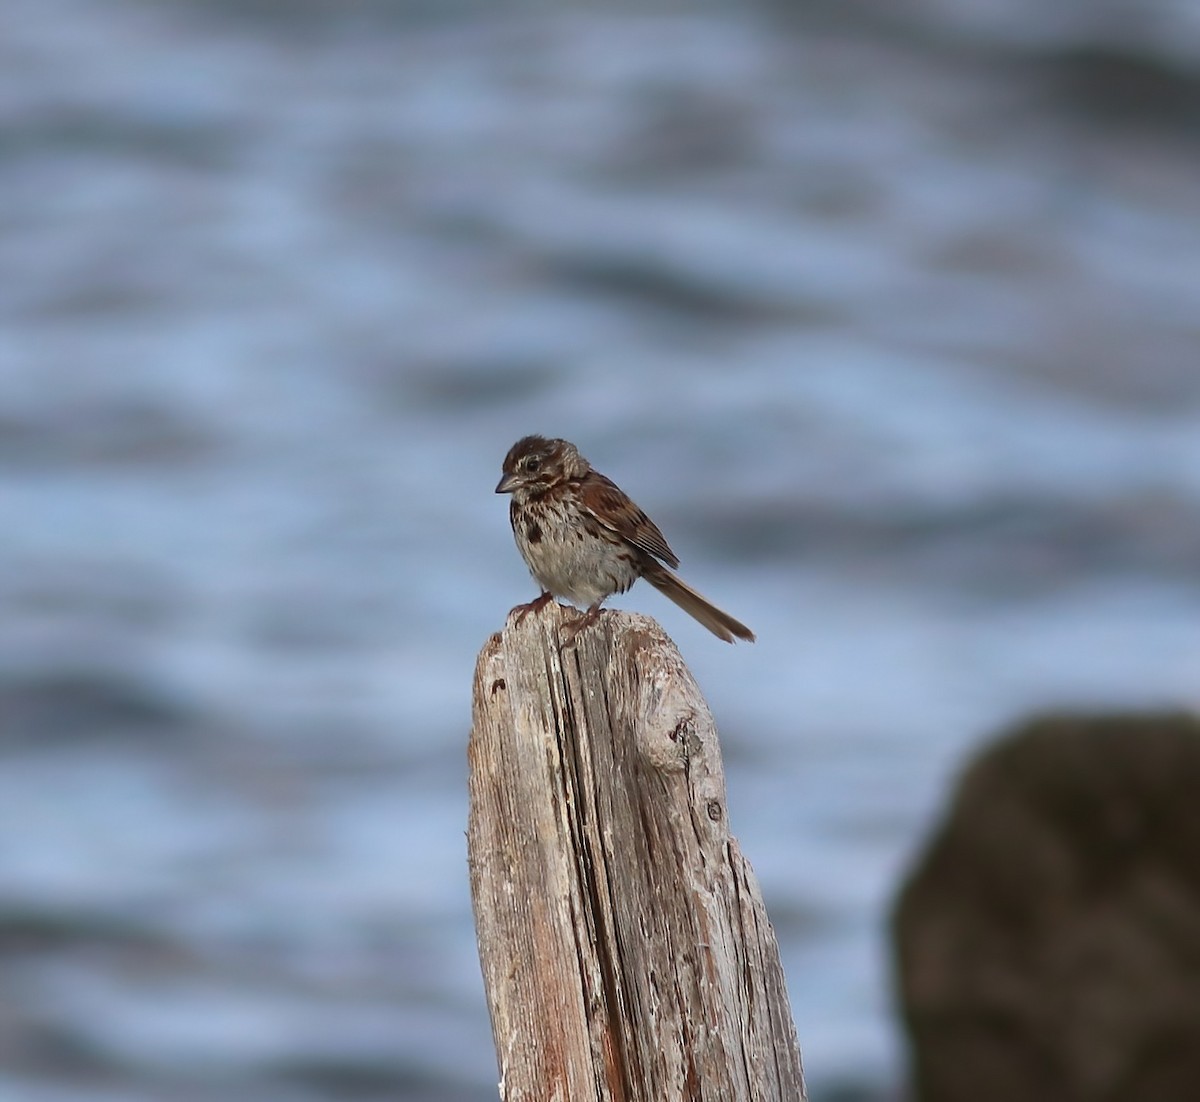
893,711,1200,1102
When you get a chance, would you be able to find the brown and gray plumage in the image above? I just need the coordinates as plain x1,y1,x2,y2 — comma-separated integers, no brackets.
495,435,754,643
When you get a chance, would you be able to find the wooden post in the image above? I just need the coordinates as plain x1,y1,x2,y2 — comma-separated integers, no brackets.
468,601,806,1102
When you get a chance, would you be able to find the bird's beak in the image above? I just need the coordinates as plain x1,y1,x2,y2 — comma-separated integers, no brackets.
495,472,518,494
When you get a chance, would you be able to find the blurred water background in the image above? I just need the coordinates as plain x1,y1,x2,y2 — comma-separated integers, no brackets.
2,1,1199,1099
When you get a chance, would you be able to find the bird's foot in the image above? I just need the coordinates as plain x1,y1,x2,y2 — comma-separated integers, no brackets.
511,591,554,628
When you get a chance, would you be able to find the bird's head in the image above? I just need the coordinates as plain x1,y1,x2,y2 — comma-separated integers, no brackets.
495,436,587,498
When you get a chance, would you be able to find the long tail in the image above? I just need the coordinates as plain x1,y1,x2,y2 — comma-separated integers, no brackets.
642,563,755,644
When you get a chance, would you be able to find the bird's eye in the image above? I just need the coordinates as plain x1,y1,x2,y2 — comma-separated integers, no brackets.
524,457,541,473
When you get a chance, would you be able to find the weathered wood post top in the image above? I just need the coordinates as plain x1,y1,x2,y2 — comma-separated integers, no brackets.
468,601,805,1102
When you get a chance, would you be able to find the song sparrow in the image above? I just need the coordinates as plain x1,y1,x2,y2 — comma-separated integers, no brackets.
495,435,754,643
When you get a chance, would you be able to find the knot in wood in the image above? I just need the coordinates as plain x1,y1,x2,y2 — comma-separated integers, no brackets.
670,717,694,743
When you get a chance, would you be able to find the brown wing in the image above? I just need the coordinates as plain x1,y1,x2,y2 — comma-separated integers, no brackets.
578,471,680,569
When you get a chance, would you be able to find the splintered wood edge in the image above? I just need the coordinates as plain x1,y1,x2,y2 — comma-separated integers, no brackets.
468,613,595,1101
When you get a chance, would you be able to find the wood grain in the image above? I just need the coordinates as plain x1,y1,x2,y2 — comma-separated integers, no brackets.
468,601,805,1101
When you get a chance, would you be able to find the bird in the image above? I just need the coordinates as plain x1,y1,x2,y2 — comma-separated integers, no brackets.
495,435,754,643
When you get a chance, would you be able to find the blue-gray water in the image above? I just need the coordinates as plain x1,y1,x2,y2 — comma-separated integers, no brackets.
3,2,1199,1099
